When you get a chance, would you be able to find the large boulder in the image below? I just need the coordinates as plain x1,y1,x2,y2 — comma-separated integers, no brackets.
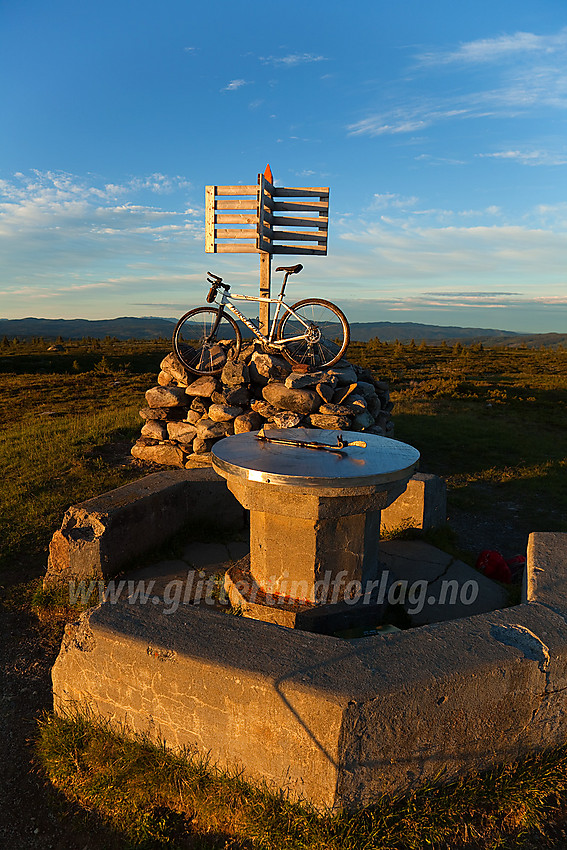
262,383,320,416
131,440,185,467
185,376,218,398
145,386,188,408
160,352,193,387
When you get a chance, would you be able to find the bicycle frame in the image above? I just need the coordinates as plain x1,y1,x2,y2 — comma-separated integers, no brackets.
212,289,312,348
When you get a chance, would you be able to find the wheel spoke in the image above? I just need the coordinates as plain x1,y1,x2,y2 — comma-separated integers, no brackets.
277,299,349,369
173,308,241,375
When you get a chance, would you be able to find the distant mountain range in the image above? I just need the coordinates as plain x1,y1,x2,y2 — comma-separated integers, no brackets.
1,315,565,348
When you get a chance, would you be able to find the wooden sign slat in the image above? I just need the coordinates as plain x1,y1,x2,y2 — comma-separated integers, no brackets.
213,185,259,195
205,186,216,253
215,243,258,253
216,214,258,224
216,229,258,239
271,214,328,228
272,187,329,198
258,240,327,254
262,228,327,242
272,200,328,212
216,199,259,210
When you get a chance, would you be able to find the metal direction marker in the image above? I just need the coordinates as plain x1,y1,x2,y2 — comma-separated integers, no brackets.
212,428,420,489
256,428,366,454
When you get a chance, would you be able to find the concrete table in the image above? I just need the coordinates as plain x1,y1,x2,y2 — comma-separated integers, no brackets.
212,429,419,616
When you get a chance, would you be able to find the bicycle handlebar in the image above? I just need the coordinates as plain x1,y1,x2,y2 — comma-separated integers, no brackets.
206,275,230,302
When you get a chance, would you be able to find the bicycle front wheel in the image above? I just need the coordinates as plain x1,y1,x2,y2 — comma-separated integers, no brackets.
276,299,350,369
172,307,242,376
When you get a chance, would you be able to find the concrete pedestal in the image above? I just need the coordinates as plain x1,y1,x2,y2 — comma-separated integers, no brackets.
226,476,407,602
212,429,420,621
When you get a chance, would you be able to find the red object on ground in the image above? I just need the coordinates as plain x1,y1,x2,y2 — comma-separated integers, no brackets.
476,549,512,583
505,554,526,581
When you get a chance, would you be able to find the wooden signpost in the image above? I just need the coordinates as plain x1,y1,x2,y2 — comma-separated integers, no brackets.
205,165,329,333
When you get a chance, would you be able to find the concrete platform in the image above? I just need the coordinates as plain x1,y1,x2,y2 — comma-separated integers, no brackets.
52,532,567,811
378,539,509,626
44,468,246,588
43,468,446,590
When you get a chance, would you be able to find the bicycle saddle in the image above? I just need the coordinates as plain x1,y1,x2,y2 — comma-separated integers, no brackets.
275,264,303,274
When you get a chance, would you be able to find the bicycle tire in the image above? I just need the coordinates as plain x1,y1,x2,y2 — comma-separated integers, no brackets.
276,298,350,369
172,307,242,376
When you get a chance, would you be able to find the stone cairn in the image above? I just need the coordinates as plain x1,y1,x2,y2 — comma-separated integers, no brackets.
131,343,395,468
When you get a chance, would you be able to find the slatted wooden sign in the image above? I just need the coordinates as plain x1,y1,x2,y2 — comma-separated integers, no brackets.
257,171,329,255
205,166,329,255
205,184,259,253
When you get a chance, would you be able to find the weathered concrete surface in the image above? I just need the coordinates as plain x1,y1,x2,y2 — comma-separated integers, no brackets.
53,532,567,810
44,469,246,588
224,475,408,603
225,560,390,633
380,473,447,533
525,532,567,616
379,539,509,626
111,539,250,603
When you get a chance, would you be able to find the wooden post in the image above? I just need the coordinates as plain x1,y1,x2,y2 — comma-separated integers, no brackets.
259,251,271,335
258,164,273,335
205,165,329,337
205,186,215,253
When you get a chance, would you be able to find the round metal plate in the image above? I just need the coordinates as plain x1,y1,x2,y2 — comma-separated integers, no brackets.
211,428,420,489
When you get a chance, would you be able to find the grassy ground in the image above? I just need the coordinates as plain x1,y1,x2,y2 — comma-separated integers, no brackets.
36,710,567,849
350,339,567,555
2,337,567,848
0,339,169,584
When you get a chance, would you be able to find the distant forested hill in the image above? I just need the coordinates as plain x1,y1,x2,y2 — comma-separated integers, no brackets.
0,315,565,347
0,316,177,340
347,321,521,344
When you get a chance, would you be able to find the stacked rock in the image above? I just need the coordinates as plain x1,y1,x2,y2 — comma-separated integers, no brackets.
131,344,395,468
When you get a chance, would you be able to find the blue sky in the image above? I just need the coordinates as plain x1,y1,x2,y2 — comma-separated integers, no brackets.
1,0,566,332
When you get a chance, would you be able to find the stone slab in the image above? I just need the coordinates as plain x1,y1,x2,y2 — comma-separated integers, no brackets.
52,534,567,810
525,532,567,617
379,539,509,625
380,473,447,533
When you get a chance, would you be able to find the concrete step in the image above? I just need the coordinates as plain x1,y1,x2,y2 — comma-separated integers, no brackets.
379,539,510,626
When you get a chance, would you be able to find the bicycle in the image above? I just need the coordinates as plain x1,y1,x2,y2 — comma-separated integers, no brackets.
172,263,350,376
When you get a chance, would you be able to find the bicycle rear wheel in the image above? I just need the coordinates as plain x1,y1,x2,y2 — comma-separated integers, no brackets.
276,298,350,369
172,307,242,376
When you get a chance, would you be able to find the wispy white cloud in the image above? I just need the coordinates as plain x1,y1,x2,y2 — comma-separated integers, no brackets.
349,27,567,138
418,29,567,66
337,218,567,286
221,79,250,92
0,171,204,315
331,289,567,329
414,154,467,166
477,149,567,166
259,53,327,67
371,193,419,210
348,104,475,137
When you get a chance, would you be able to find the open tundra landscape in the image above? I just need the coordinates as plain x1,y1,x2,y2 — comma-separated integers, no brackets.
1,333,567,849
4,0,567,844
